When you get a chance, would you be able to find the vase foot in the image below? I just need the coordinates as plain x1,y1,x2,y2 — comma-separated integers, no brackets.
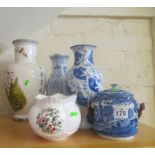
98,133,134,140
13,115,28,122
49,137,68,141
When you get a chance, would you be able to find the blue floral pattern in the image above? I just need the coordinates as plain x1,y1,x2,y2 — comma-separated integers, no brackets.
91,84,138,138
73,67,87,80
88,77,101,92
88,50,94,64
46,54,69,95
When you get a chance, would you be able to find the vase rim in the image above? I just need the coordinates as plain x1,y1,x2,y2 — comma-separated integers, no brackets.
50,53,69,59
70,44,97,49
12,39,38,45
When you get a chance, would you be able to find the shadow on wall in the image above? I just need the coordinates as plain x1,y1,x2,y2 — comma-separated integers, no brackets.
0,48,14,116
0,43,7,53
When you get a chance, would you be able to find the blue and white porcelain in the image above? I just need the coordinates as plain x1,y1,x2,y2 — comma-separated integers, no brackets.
46,54,69,96
88,84,145,140
66,44,103,129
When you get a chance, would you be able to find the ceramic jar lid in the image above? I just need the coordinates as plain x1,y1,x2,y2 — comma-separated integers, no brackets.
92,84,134,103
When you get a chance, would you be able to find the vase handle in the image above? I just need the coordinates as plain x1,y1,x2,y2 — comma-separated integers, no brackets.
87,102,145,123
138,103,145,119
86,101,94,124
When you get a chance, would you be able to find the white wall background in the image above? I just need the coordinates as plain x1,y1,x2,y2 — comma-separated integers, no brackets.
0,8,155,127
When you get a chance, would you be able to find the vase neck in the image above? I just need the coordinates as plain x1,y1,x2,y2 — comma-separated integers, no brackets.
71,45,95,65
51,57,68,73
13,40,37,64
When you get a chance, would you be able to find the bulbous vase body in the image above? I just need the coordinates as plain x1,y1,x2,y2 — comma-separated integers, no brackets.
4,39,46,121
28,94,81,141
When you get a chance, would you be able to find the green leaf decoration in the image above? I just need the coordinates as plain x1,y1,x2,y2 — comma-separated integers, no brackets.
70,111,78,117
6,77,27,111
24,80,29,86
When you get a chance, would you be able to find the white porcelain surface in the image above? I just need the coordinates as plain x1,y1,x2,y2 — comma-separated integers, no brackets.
28,93,81,141
4,39,46,121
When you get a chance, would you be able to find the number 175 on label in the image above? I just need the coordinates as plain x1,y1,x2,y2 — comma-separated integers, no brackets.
114,108,128,119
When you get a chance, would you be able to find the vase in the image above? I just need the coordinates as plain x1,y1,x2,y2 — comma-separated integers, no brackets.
66,44,103,129
29,93,81,141
46,54,69,96
4,39,46,121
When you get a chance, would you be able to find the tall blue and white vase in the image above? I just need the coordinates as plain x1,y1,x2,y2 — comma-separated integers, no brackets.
46,54,69,96
67,44,103,129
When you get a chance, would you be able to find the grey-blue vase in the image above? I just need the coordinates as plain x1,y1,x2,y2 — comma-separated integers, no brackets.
46,54,69,96
66,44,103,129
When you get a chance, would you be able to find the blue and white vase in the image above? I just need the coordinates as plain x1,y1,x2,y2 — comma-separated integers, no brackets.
67,44,103,129
46,54,69,96
88,84,145,140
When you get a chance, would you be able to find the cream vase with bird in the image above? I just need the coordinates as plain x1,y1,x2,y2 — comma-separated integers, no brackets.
4,39,46,121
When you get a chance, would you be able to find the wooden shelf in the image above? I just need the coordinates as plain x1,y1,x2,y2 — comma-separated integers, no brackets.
0,116,155,148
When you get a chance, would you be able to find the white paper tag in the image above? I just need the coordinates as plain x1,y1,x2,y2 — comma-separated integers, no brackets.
114,106,128,119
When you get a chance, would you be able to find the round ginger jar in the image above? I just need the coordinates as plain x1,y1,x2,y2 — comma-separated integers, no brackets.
4,39,46,121
88,84,145,140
